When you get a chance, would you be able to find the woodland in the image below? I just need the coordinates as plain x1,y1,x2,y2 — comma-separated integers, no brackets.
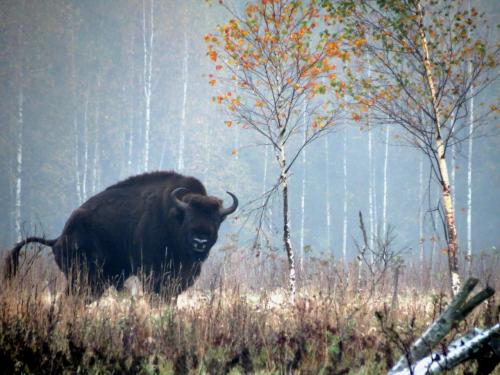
0,0,499,373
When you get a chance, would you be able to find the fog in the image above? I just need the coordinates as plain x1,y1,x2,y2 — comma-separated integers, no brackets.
1,0,498,270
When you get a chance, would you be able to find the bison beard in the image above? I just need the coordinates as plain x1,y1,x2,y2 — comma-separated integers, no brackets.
3,171,238,297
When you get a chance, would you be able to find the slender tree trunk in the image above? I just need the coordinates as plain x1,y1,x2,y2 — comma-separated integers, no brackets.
342,127,348,267
299,125,307,275
382,127,389,236
177,30,188,171
325,136,332,254
417,1,460,295
278,143,296,298
142,0,154,171
368,127,374,250
70,26,82,205
466,101,473,275
466,33,474,275
127,89,135,174
451,142,456,205
126,31,136,175
418,154,424,267
74,115,82,204
91,78,101,195
82,92,89,201
15,88,24,242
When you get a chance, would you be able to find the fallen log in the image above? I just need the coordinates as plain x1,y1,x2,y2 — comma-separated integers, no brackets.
388,278,498,375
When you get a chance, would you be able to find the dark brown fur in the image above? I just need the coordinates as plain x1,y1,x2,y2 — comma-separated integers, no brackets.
3,171,237,297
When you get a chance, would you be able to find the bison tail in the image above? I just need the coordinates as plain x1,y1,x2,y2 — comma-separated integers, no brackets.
3,236,57,280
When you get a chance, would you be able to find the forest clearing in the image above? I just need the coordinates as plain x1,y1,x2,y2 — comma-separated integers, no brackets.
1,250,498,374
0,0,499,373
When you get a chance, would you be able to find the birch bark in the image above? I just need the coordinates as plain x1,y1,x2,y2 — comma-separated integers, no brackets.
342,127,348,267
142,0,154,171
416,1,460,295
278,142,296,298
178,30,188,171
15,88,24,242
382,127,389,236
325,136,332,254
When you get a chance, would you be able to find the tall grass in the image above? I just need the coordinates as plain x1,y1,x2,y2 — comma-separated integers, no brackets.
0,244,497,374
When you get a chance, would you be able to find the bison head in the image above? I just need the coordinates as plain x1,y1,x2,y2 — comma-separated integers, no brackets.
170,188,238,255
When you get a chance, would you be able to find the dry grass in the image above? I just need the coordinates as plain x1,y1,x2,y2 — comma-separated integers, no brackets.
0,247,498,374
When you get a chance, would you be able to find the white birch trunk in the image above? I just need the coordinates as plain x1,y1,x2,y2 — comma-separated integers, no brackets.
382,127,389,236
299,128,307,275
177,30,188,171
92,131,100,195
15,88,24,242
91,83,101,195
342,127,348,266
368,128,374,250
466,27,474,273
450,143,456,205
69,23,82,205
74,115,82,204
127,102,134,174
325,137,332,254
278,142,296,299
418,155,424,265
82,93,89,201
142,0,154,171
417,2,460,295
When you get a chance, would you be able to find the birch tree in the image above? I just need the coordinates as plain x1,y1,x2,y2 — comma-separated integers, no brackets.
325,0,499,295
142,0,154,171
205,0,349,297
342,126,348,267
14,16,25,242
177,30,188,171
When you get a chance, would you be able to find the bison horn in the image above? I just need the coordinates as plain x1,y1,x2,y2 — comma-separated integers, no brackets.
171,187,189,211
219,191,239,217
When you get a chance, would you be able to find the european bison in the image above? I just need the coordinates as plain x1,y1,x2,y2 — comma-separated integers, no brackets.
4,171,238,296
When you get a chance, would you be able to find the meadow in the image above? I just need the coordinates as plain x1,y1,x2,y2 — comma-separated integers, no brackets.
0,246,498,374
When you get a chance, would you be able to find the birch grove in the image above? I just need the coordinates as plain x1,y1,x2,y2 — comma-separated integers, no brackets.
327,0,499,295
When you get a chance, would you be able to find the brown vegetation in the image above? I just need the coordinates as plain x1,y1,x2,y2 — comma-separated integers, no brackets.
0,245,498,374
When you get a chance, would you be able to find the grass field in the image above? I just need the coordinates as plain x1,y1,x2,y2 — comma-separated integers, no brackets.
0,248,498,374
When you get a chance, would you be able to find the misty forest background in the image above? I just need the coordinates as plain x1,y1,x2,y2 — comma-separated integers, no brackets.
1,0,499,286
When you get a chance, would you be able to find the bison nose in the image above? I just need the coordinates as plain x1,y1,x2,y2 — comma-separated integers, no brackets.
192,237,208,252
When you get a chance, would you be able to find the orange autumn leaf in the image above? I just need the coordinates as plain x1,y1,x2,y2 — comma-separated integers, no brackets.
225,120,232,128
353,39,367,48
208,79,217,86
231,148,238,156
208,50,218,62
352,113,362,122
255,100,264,107
325,41,339,57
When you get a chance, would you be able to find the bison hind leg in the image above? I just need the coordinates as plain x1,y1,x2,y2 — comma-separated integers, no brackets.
52,233,108,299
